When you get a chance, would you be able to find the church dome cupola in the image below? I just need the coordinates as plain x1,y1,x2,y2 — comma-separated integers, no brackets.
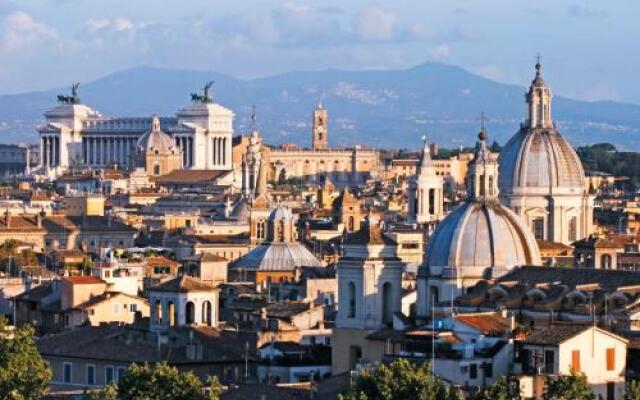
498,61,593,245
467,128,500,202
525,59,553,129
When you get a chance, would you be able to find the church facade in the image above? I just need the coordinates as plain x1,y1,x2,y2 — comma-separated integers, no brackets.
37,83,233,178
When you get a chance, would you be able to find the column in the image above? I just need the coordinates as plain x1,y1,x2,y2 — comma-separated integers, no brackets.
42,137,46,168
188,138,193,168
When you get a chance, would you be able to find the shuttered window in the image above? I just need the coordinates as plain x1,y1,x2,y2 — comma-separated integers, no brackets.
606,348,615,371
571,350,581,373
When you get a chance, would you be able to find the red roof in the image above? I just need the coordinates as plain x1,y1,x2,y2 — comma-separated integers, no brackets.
455,313,510,336
63,276,105,285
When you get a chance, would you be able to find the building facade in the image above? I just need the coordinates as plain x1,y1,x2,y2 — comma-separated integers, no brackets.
37,83,233,177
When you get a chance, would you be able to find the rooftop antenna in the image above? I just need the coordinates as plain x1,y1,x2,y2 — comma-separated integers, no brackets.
477,111,489,132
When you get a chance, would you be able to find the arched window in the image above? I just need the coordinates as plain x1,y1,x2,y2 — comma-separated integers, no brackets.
479,174,486,196
153,164,160,175
428,188,435,215
185,301,195,325
430,286,439,308
202,301,212,326
155,299,162,324
601,254,613,269
488,175,494,196
382,282,393,326
348,282,356,318
569,217,577,243
257,221,265,239
167,301,175,327
348,216,355,232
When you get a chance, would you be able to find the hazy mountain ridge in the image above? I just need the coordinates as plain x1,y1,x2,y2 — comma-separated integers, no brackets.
1,63,640,150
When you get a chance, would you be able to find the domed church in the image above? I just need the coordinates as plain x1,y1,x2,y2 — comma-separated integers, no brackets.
132,114,182,176
416,129,541,318
498,62,594,245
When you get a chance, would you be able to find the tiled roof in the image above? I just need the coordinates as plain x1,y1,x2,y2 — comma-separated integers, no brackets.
520,324,591,345
153,170,230,184
455,313,510,336
149,275,218,293
63,276,105,285
499,266,640,290
37,325,253,364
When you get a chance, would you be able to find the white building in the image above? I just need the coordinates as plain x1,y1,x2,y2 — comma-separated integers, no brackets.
149,275,219,332
37,83,233,178
498,62,594,245
416,129,542,318
516,325,627,400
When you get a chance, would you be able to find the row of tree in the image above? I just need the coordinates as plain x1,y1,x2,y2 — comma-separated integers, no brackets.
338,358,640,400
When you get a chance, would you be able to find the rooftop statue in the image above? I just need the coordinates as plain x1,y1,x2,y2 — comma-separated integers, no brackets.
57,82,81,105
190,81,214,104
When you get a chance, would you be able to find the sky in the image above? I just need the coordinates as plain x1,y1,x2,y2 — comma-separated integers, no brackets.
0,0,638,103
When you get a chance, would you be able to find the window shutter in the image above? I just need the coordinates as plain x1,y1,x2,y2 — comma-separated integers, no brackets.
606,348,615,371
571,350,581,373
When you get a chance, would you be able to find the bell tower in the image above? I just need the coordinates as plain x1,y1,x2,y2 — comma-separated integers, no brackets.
312,103,328,150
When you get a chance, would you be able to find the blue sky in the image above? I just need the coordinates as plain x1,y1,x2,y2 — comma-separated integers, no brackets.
0,0,638,103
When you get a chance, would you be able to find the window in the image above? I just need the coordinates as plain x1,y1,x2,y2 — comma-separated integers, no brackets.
382,282,393,326
185,301,195,325
571,350,581,373
348,282,356,318
606,348,615,371
544,350,555,374
569,217,577,242
86,364,96,386
488,175,494,196
63,362,72,383
469,363,478,379
484,363,493,378
130,303,138,313
601,254,613,269
428,188,435,214
153,164,160,175
106,366,115,384
533,218,544,240
117,367,127,383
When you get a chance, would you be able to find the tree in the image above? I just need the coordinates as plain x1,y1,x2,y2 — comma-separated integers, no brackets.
0,317,52,399
89,362,220,400
624,380,640,400
472,376,520,400
338,358,463,400
543,372,595,400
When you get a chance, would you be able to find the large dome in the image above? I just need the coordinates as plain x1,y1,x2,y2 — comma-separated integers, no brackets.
425,200,541,279
499,128,586,195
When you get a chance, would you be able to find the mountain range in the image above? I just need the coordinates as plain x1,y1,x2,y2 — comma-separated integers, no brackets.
1,62,640,150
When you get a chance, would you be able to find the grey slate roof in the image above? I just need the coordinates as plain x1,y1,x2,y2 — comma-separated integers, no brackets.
231,243,322,271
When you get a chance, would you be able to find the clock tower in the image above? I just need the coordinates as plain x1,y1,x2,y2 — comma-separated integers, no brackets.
312,103,328,150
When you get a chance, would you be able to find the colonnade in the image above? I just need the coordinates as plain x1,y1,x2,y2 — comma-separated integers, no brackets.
82,136,137,167
41,136,60,168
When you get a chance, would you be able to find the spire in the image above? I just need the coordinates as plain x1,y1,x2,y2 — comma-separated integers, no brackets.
526,56,553,129
250,104,258,132
417,135,434,176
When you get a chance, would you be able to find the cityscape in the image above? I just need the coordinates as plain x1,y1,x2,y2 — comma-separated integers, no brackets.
1,1,640,400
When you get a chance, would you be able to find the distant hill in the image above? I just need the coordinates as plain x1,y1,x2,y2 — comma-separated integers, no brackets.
1,62,640,150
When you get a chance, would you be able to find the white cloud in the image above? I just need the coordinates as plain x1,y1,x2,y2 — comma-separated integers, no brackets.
431,44,450,61
113,17,134,32
0,11,58,52
85,17,110,32
353,7,397,41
